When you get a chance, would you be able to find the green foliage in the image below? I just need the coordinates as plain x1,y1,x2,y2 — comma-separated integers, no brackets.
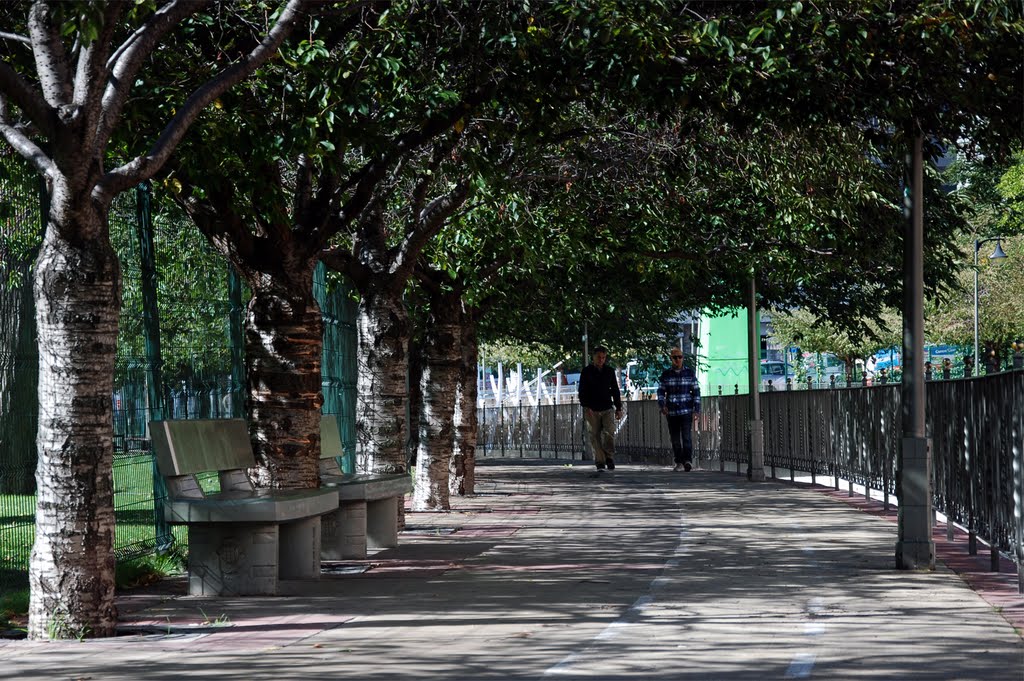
926,151,1024,352
479,341,575,373
115,546,187,589
0,149,42,288
0,589,28,623
996,149,1024,235
111,189,237,383
767,307,901,365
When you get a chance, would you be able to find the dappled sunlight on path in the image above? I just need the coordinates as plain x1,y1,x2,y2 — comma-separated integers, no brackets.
0,463,1020,680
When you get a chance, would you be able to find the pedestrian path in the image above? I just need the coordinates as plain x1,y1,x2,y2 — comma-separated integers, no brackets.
0,463,1021,680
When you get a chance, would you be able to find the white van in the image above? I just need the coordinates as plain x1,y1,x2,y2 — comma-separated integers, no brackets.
760,360,787,390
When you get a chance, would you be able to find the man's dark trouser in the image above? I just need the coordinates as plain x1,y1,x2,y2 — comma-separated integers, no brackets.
666,413,693,464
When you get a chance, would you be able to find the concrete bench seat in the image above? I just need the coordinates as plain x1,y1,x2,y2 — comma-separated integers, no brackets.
151,418,338,597
163,487,338,524
323,473,415,501
320,415,412,560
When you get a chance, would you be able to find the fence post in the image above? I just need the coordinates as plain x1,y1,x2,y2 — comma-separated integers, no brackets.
134,181,172,551
966,393,978,555
989,387,1001,572
1012,372,1023,593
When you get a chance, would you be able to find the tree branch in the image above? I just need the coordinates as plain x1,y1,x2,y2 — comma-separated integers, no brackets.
415,259,443,293
73,1,125,154
294,153,314,225
393,179,471,277
408,135,460,224
0,61,53,137
0,32,32,45
97,0,211,145
0,95,55,178
102,0,310,194
28,1,73,108
321,244,371,289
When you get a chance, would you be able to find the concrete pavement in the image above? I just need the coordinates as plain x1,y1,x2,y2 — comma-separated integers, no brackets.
1,462,1021,680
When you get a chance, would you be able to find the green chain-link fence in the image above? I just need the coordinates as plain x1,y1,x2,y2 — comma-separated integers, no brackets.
0,151,358,590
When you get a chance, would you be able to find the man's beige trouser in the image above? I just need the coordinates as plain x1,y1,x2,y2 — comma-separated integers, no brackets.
584,407,616,464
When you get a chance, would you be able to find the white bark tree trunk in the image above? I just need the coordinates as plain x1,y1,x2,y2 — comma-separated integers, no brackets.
244,268,323,489
413,290,461,511
356,284,410,475
29,195,120,640
0,0,307,639
451,304,478,497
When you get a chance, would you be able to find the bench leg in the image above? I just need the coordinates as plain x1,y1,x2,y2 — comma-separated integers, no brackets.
279,516,323,580
187,523,279,596
366,497,399,549
322,501,368,560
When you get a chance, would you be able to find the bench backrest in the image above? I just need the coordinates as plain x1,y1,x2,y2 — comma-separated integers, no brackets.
151,418,255,476
320,414,345,476
320,414,343,460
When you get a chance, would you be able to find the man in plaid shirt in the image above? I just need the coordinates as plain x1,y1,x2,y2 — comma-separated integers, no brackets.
657,349,701,472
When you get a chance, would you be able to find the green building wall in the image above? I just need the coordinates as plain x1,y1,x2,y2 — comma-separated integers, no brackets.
697,309,751,396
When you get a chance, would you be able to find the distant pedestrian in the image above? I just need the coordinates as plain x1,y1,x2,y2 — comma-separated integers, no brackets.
657,349,701,471
578,345,623,471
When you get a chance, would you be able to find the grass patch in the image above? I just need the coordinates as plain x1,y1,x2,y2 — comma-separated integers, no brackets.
116,546,187,589
0,589,29,634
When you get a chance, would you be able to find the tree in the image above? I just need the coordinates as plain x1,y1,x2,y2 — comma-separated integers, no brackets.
0,0,308,639
767,307,902,377
927,151,1024,359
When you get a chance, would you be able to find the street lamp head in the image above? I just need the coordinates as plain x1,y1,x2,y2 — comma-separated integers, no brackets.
989,240,1008,261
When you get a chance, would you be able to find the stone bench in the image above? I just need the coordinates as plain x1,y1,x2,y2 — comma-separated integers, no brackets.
151,418,338,596
320,414,412,560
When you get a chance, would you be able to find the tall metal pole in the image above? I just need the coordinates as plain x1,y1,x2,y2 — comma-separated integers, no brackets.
747,274,765,481
135,182,171,551
896,133,935,570
973,237,1008,373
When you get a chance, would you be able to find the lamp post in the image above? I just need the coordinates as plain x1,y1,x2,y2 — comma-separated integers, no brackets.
973,237,1008,374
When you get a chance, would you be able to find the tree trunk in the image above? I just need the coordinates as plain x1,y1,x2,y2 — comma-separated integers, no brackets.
243,269,323,489
0,256,39,494
451,304,478,497
356,284,410,475
412,290,461,511
28,203,120,640
407,333,424,466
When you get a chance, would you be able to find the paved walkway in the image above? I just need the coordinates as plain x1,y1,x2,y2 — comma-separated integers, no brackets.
1,462,1022,680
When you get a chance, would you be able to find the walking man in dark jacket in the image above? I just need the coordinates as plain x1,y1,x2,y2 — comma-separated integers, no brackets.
657,349,701,471
578,345,623,470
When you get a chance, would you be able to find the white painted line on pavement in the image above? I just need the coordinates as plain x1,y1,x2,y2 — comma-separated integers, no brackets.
542,514,690,678
785,653,817,678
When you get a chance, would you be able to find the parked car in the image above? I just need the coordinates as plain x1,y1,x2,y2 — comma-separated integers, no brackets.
760,360,787,389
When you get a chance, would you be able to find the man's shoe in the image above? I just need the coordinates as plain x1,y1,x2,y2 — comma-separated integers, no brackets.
684,462,692,472
596,464,606,470
606,458,615,470
673,463,683,472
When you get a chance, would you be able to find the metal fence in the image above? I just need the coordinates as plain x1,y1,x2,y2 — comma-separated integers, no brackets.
0,152,358,590
478,371,1024,573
